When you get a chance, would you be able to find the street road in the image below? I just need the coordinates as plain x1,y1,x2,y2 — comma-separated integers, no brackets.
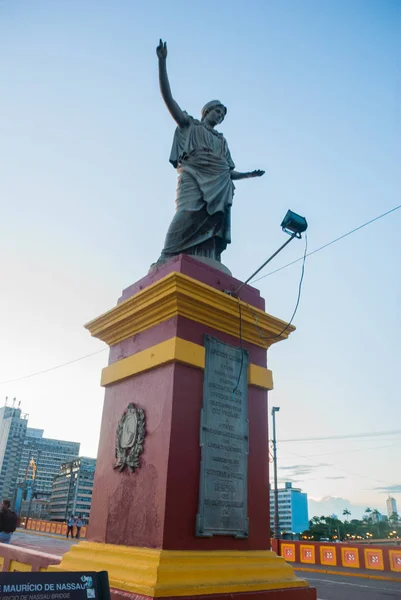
296,571,401,599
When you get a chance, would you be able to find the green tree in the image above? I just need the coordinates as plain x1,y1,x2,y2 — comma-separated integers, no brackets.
343,508,351,521
371,509,381,537
306,516,330,540
376,519,388,539
365,507,372,523
305,515,347,541
342,509,351,536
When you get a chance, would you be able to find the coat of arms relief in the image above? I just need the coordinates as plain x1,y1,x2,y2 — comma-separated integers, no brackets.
114,403,146,472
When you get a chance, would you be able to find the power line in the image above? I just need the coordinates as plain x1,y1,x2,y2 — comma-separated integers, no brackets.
278,430,401,443
0,349,107,386
2,206,400,387
281,448,399,487
279,441,401,461
327,465,398,487
329,465,394,487
253,204,401,283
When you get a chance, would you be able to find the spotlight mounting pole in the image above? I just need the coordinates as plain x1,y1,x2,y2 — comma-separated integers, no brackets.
232,209,307,296
233,233,296,296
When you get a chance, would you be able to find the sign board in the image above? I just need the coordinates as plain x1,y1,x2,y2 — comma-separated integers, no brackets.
196,335,249,538
0,572,110,600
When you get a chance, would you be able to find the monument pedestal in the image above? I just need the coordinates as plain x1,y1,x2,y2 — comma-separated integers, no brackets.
51,255,315,599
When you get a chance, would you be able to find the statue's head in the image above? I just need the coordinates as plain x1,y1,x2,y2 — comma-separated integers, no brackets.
201,100,227,126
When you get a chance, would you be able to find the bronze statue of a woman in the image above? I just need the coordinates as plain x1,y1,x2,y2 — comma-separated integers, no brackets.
156,39,264,268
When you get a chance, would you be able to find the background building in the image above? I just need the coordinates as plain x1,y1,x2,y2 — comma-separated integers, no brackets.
387,496,398,519
0,401,80,515
50,457,96,523
270,482,309,535
20,498,50,520
0,404,28,500
17,428,80,501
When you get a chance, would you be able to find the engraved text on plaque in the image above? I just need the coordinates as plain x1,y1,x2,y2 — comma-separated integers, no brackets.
196,335,249,537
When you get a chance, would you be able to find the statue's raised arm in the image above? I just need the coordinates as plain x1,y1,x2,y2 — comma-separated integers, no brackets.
152,40,265,273
157,40,189,128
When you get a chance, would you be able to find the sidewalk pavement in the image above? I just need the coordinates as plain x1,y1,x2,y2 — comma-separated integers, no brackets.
19,527,81,541
10,528,78,555
293,562,401,582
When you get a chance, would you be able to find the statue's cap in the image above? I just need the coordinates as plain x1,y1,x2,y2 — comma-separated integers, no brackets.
201,100,227,120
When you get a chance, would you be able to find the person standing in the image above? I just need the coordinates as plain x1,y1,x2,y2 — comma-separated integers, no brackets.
66,515,75,538
75,515,83,539
0,499,19,544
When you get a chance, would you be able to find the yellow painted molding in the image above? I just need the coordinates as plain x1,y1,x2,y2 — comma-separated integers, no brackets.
248,363,274,390
49,543,309,596
9,560,32,572
85,272,295,350
100,337,203,386
101,337,273,390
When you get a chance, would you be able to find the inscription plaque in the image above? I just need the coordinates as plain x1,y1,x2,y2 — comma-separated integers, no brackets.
196,335,249,538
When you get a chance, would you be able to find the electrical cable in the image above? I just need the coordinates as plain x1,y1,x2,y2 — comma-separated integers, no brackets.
245,234,307,342
278,441,401,461
2,206,399,387
279,448,399,487
232,297,244,394
0,349,107,385
318,465,398,487
253,204,401,283
278,429,401,443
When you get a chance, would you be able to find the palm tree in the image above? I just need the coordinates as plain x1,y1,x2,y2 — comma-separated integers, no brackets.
372,509,381,537
343,509,351,536
342,508,351,522
364,507,372,524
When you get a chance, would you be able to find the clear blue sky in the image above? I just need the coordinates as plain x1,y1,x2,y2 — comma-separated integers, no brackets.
1,0,400,518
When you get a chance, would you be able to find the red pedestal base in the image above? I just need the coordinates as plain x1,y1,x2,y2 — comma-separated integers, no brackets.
111,587,317,600
52,255,315,599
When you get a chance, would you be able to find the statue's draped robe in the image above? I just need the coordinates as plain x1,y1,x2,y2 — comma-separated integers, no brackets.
161,114,235,261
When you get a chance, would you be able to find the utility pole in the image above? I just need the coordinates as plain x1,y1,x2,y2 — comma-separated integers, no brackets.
272,406,280,539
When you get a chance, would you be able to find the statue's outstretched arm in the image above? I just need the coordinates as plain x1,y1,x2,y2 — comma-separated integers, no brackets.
231,170,265,180
157,40,189,128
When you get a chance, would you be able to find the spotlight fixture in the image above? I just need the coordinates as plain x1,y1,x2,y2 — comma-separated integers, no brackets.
281,210,308,238
233,209,308,295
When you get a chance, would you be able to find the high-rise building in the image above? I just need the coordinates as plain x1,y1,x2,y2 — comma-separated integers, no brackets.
49,457,96,523
270,482,309,534
0,405,28,500
387,496,398,519
17,428,80,500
